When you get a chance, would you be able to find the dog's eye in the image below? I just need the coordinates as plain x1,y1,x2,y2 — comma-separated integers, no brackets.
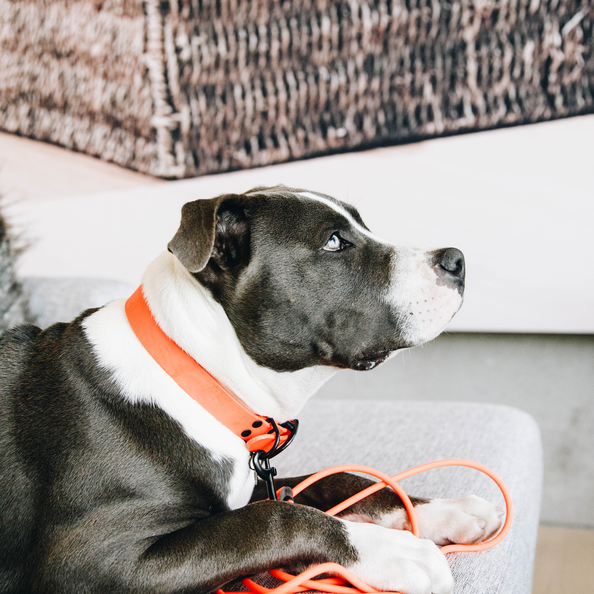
323,234,351,252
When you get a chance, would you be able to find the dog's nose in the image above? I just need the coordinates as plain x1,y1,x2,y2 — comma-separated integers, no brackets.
432,247,465,283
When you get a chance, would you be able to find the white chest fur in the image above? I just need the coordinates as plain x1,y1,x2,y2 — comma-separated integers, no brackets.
83,299,255,510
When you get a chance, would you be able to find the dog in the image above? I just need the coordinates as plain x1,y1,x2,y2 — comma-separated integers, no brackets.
0,186,503,594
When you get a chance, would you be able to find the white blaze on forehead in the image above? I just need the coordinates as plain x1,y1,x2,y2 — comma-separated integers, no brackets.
245,187,390,246
294,191,390,246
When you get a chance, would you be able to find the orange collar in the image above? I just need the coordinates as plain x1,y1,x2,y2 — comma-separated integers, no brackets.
125,286,294,454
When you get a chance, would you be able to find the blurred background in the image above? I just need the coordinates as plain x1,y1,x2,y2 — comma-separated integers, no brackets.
1,1,593,592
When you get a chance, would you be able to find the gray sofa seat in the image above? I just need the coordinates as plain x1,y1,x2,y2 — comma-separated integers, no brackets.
21,277,543,594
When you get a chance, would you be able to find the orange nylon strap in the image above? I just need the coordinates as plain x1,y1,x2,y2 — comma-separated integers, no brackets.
124,286,290,454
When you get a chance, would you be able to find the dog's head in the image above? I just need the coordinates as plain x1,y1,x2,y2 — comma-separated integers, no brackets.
168,186,464,372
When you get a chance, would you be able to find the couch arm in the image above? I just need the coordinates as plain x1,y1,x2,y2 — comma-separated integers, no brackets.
21,277,135,328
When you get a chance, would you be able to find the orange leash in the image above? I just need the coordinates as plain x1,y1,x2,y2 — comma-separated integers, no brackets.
219,459,513,594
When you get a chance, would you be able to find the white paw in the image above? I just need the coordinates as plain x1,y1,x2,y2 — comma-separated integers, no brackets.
376,495,504,546
416,495,504,545
342,520,453,594
371,495,504,546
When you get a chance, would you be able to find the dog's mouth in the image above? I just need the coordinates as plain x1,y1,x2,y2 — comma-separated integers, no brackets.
353,347,405,371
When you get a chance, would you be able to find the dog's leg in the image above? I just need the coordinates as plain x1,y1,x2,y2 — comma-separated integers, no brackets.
255,473,504,546
40,500,452,594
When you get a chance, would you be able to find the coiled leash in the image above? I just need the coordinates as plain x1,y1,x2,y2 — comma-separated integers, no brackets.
125,287,513,594
223,459,513,594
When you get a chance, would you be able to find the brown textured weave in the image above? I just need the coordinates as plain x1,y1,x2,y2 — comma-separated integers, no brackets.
1,0,593,179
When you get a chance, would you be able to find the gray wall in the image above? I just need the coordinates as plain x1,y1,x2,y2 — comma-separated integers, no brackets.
316,333,594,528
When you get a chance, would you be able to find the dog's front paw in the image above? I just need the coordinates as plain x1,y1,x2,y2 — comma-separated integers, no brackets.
369,494,504,546
342,521,453,594
413,495,504,546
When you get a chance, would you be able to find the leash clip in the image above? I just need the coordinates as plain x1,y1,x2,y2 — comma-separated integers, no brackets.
250,419,299,501
251,450,278,501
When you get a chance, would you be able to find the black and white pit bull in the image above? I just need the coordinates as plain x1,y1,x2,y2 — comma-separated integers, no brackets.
0,186,503,594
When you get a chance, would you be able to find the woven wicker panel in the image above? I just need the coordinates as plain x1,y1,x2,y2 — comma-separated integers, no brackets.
1,0,593,178
0,0,158,172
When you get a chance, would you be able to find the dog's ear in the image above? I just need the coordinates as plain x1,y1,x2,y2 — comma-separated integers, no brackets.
168,195,249,273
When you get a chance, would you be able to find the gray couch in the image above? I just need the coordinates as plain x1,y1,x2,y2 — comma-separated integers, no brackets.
22,276,543,594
